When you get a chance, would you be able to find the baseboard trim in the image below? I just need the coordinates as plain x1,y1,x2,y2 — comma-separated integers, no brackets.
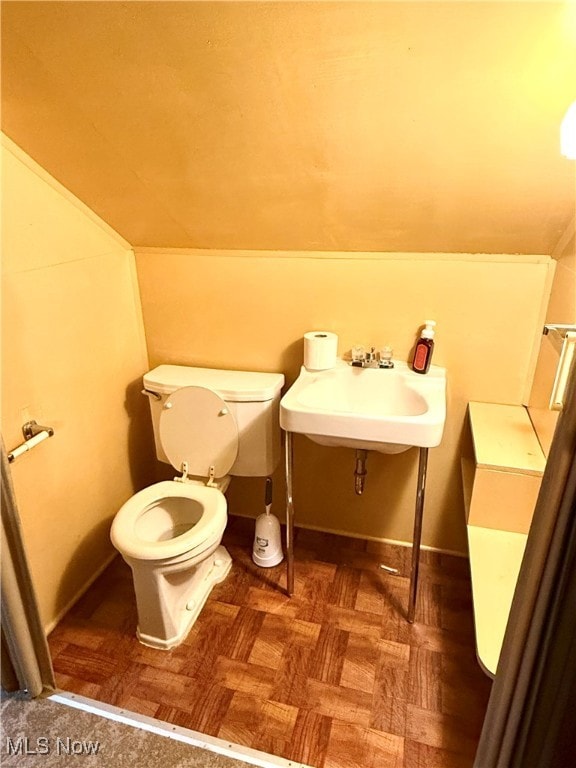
230,512,467,559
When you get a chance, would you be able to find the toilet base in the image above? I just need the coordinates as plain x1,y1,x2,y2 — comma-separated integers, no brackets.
136,545,232,650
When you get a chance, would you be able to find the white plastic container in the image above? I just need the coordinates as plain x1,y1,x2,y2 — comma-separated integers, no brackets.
252,477,283,567
252,513,283,567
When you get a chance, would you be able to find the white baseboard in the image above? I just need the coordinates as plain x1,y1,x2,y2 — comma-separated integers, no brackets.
231,512,467,558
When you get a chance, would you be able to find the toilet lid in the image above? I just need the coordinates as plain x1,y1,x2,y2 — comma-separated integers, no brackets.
159,386,238,479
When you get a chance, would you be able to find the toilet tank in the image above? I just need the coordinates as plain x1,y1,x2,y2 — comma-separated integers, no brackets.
143,365,285,477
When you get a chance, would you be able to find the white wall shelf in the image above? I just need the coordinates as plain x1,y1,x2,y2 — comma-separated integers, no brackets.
462,402,545,677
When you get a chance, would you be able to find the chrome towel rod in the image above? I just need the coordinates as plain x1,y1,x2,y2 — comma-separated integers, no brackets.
543,324,576,355
8,420,54,463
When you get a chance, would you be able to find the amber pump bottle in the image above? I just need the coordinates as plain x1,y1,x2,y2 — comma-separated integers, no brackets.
412,320,436,374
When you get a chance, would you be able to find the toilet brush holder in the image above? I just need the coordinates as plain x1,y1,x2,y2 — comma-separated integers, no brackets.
252,512,284,567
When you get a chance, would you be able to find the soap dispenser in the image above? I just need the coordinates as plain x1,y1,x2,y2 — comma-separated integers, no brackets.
412,320,436,374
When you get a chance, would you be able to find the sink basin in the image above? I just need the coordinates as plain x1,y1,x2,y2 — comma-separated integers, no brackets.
280,359,446,454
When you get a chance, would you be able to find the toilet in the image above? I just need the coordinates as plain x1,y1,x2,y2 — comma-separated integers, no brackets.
111,364,284,650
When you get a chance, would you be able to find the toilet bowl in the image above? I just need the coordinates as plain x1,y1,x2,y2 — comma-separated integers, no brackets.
110,365,284,650
111,480,232,649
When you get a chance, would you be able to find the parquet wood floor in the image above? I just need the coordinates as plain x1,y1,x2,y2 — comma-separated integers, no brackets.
48,516,492,768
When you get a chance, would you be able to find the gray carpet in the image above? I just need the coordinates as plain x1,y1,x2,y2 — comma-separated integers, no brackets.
1,691,292,767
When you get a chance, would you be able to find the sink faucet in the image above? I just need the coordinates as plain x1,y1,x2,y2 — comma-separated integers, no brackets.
351,346,394,369
365,347,377,366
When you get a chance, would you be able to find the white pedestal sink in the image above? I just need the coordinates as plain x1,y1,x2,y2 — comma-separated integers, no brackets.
279,358,447,623
280,359,446,453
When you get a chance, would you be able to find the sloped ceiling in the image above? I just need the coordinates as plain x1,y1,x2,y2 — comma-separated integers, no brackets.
1,1,575,253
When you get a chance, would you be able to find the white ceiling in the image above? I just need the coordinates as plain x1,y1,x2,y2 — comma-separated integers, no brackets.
2,1,575,254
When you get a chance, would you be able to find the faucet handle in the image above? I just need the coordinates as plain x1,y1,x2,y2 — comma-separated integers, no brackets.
379,346,394,368
351,345,365,366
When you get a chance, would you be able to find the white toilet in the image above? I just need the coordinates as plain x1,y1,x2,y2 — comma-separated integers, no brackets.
111,364,284,650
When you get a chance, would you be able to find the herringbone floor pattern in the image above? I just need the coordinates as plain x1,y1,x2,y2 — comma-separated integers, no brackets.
48,517,491,767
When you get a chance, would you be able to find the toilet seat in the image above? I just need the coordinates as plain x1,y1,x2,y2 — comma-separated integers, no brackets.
160,386,238,480
111,481,227,562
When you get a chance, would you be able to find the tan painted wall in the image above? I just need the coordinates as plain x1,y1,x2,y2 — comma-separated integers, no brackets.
2,2,574,256
529,224,576,454
1,138,152,632
135,248,554,554
0,129,561,635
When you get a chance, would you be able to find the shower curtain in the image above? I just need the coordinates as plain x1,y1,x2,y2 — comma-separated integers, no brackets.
474,356,576,766
1,440,55,696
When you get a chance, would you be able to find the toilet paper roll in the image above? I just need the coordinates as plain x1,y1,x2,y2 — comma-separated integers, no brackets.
304,331,339,370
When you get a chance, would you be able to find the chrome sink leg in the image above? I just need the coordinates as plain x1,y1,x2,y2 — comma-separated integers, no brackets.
285,430,295,596
408,447,429,623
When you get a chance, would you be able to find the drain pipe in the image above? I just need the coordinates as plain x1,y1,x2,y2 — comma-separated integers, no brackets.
354,449,368,495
